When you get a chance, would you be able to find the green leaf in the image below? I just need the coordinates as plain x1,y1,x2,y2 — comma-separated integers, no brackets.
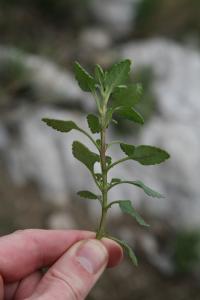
120,143,135,156
107,236,138,266
111,84,143,108
77,190,98,199
115,107,144,125
72,141,100,172
74,62,96,92
42,118,79,133
95,64,104,87
87,114,101,133
133,145,170,165
105,59,131,93
119,240,138,266
131,180,164,198
120,143,170,165
109,178,164,198
118,200,149,227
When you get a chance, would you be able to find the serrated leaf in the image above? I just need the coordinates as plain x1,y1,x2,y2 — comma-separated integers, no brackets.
87,114,101,133
109,177,164,198
77,190,98,199
74,62,96,92
120,143,170,165
131,180,164,198
112,84,143,108
115,107,144,125
105,59,131,93
42,118,79,133
111,178,121,184
133,145,170,165
95,64,104,87
118,200,149,227
107,236,138,266
72,141,100,172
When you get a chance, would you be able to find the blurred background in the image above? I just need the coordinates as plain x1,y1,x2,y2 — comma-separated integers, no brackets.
0,0,200,299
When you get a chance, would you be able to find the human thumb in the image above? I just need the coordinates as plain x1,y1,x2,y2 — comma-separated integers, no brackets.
28,239,111,300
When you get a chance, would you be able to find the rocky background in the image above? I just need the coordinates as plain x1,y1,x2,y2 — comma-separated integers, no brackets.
1,1,200,299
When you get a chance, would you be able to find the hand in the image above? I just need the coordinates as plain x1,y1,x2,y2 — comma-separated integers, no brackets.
0,229,122,299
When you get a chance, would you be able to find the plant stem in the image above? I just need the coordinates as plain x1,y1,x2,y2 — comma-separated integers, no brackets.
96,110,108,239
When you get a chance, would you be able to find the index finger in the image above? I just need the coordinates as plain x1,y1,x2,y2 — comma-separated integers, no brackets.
0,229,94,283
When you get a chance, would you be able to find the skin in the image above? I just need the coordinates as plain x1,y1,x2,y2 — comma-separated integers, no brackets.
0,229,123,300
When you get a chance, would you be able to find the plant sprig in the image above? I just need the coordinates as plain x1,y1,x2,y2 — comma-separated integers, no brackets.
42,59,170,265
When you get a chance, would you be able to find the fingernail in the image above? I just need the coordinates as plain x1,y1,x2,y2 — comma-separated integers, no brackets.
76,240,108,274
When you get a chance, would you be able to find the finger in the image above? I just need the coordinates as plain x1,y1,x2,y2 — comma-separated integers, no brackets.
4,242,122,300
0,275,4,300
28,239,111,300
0,229,94,283
101,238,123,268
4,271,42,300
13,271,42,300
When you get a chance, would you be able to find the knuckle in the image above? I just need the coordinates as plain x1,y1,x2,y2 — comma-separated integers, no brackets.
46,269,84,300
13,229,44,264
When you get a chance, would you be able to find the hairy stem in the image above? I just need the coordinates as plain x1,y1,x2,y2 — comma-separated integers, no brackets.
96,110,108,239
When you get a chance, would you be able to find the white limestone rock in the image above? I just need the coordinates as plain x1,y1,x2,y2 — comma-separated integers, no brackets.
120,39,200,229
90,0,139,37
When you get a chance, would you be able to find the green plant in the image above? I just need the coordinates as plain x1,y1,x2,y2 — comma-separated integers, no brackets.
113,66,156,136
172,230,200,274
42,59,170,265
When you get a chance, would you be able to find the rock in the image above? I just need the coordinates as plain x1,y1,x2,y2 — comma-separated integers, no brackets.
79,27,112,51
140,233,175,276
47,212,77,229
120,39,200,122
2,41,200,233
90,0,138,37
0,46,94,110
120,39,200,229
2,105,98,205
77,27,116,66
